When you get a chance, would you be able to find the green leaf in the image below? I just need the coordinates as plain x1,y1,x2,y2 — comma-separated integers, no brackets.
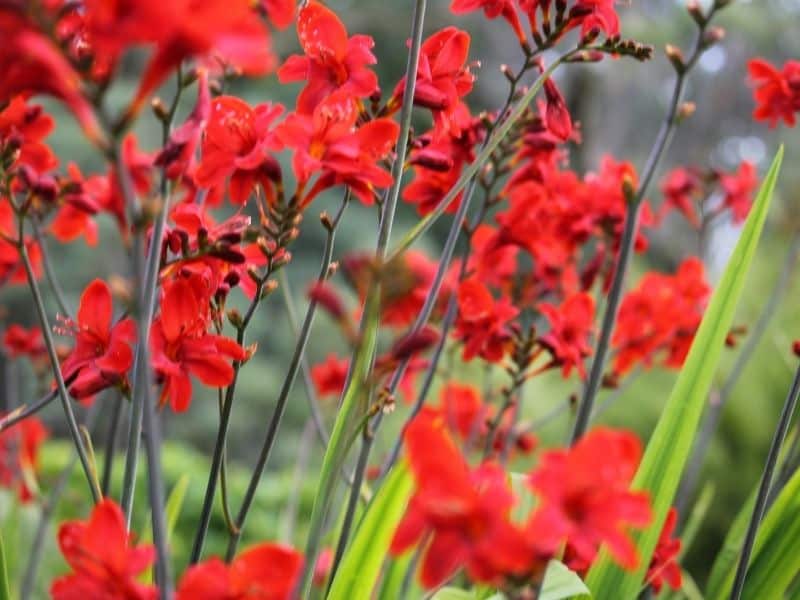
431,588,477,600
141,474,190,545
327,463,413,600
0,531,10,600
376,554,415,600
586,147,783,599
679,483,714,559
708,465,800,598
301,288,382,597
542,560,591,600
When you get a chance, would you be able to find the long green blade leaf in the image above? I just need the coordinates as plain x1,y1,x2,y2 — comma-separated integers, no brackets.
0,531,10,600
586,147,783,599
327,463,413,600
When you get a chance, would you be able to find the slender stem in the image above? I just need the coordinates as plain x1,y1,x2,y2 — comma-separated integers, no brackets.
18,222,100,503
279,268,329,446
20,406,101,599
729,362,800,600
676,232,800,515
0,388,58,433
569,23,712,444
101,394,124,497
141,377,172,596
280,420,315,543
188,278,263,564
226,197,348,560
120,71,183,525
30,217,72,319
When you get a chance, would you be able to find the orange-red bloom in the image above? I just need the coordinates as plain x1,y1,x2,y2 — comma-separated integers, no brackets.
454,278,519,362
150,275,247,412
0,96,57,174
311,354,349,397
59,279,137,399
276,102,399,206
719,161,758,224
527,427,652,572
0,416,48,502
647,507,683,594
451,0,527,45
748,58,800,128
195,96,283,205
177,542,303,600
51,499,157,600
391,408,532,588
278,1,379,114
3,324,46,361
538,292,595,378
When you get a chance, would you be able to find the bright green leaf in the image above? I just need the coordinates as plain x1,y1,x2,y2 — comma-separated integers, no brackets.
542,560,591,600
0,531,10,600
327,463,413,600
431,588,477,600
586,147,783,599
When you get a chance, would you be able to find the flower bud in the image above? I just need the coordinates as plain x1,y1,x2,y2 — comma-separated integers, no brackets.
686,0,706,26
151,97,169,121
389,325,440,362
665,44,686,74
678,102,696,122
793,340,800,358
260,279,279,299
308,281,346,320
702,26,725,48
410,147,453,172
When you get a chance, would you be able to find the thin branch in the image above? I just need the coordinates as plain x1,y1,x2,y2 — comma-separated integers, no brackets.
730,361,800,599
18,218,100,503
101,393,124,497
224,195,349,561
0,388,58,433
30,217,72,319
569,13,718,444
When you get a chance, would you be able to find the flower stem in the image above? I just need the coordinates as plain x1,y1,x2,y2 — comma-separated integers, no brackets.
18,221,101,504
30,217,72,319
101,393,124,497
0,388,58,433
729,361,800,600
225,196,348,561
569,17,715,444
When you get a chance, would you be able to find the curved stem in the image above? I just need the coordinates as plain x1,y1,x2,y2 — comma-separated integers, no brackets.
569,22,713,444
101,394,124,497
729,362,800,600
676,232,800,515
30,217,72,319
20,406,101,599
225,196,348,560
0,388,58,433
18,223,100,504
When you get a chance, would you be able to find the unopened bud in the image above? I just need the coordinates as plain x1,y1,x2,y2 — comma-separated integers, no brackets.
151,97,169,121
793,340,800,358
665,44,686,74
621,174,637,202
390,325,440,362
677,101,696,124
260,279,279,299
686,0,706,26
702,26,725,48
308,281,346,320
326,261,339,278
409,148,453,172
500,64,515,84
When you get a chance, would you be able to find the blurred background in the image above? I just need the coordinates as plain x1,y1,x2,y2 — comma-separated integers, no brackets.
1,0,799,595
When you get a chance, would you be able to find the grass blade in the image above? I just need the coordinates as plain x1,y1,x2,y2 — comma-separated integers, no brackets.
585,147,783,599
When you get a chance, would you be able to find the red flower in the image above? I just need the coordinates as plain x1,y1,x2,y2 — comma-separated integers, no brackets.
311,354,349,397
612,258,709,376
450,0,527,45
260,0,296,30
278,1,379,114
150,275,247,412
538,292,595,378
0,96,57,174
276,103,399,206
391,408,533,588
454,278,519,362
646,507,683,594
438,382,490,442
51,499,157,600
3,324,46,360
0,10,101,141
659,167,703,227
49,162,105,247
748,58,800,128
0,416,48,502
313,548,334,587
527,427,652,572
84,0,276,117
0,200,42,286
393,27,475,135
176,542,303,600
543,78,573,141
59,279,137,399
195,96,283,205
569,0,621,38
719,161,758,224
